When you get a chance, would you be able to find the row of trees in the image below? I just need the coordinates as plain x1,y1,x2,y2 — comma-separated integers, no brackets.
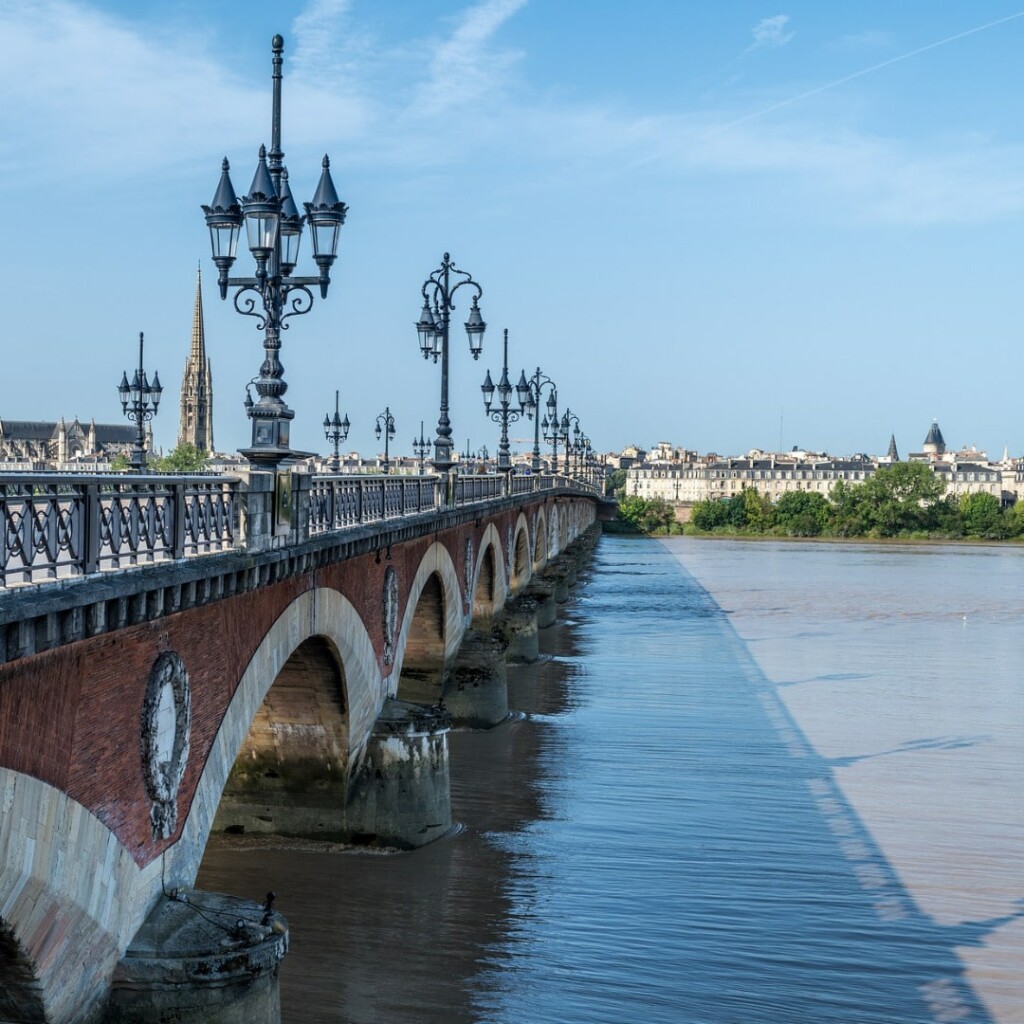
110,442,209,473
687,462,1024,540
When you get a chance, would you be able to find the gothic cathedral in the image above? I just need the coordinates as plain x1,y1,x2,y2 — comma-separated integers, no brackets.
178,268,215,452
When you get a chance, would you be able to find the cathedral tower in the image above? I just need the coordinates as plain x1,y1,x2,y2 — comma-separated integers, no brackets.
178,268,214,452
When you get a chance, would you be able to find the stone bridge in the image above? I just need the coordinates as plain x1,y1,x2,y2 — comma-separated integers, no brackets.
0,468,606,1022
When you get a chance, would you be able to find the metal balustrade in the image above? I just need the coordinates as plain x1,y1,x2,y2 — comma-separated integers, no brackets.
0,474,237,587
0,470,601,586
308,476,438,534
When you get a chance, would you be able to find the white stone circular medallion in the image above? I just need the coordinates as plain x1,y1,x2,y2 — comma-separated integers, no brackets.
141,650,191,841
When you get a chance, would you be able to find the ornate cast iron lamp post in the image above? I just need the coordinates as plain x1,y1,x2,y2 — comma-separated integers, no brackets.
459,440,489,472
559,410,581,477
481,329,530,474
323,390,350,472
118,332,162,473
412,421,431,475
522,367,557,473
375,407,396,475
202,35,347,469
542,394,563,475
415,253,486,472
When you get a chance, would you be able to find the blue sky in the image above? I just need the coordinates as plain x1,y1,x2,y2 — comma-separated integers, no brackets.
4,0,1024,460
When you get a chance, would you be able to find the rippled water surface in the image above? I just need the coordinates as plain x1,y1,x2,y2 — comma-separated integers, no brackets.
197,535,1023,1023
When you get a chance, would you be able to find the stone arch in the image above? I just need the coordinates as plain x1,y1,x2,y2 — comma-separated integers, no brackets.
532,506,549,571
509,513,532,592
548,504,560,557
166,588,380,884
214,635,351,837
392,541,463,704
471,523,508,626
559,504,569,551
0,768,149,1024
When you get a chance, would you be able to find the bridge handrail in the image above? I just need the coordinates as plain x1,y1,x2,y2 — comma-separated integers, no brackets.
0,474,238,586
308,475,439,533
0,469,600,586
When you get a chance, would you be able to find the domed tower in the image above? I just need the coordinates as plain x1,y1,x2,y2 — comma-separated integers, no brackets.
922,419,945,457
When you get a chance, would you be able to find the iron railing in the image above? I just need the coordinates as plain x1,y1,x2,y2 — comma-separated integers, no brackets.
0,470,599,587
0,474,237,587
308,476,438,534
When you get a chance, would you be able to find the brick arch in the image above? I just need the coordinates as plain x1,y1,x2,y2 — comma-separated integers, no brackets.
391,541,464,702
509,513,532,593
166,588,380,884
0,768,152,1024
471,523,508,626
533,506,549,571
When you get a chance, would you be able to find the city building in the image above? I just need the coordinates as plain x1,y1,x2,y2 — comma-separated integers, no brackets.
0,416,138,471
622,420,1024,514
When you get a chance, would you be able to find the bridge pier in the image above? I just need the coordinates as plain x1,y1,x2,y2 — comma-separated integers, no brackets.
443,630,509,728
343,700,452,849
106,892,287,1024
525,578,558,628
495,594,540,663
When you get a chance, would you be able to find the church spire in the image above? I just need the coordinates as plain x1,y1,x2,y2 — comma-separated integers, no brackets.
886,433,899,461
178,265,215,452
190,265,206,365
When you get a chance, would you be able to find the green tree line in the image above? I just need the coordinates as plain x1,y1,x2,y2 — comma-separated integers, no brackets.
621,462,1024,540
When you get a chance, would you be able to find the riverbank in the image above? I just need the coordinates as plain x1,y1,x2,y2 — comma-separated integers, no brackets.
611,523,1024,549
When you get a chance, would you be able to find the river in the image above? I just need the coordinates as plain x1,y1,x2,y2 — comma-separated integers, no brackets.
196,535,1023,1023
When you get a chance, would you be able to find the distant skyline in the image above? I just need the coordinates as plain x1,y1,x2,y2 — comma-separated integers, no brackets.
4,1,1024,461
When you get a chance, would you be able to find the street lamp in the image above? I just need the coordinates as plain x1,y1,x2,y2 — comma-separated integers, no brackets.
323,390,350,472
415,253,486,472
560,409,581,477
118,332,162,473
412,421,431,475
459,440,489,472
542,391,563,475
201,34,347,470
375,407,396,475
481,329,529,474
521,367,557,473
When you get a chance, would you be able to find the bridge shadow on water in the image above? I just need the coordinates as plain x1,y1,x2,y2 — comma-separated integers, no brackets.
198,535,1006,1024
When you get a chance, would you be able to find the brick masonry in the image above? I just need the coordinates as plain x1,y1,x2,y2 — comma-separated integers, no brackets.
0,495,598,1024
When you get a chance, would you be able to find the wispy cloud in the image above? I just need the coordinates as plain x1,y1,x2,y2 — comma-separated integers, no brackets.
3,0,1024,228
746,14,795,53
412,0,528,116
832,29,896,50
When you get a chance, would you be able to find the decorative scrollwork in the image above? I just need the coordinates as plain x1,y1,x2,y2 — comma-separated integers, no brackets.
141,651,192,841
233,285,270,330
279,283,314,328
382,565,399,666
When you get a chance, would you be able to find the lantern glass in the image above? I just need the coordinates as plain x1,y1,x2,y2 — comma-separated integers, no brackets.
245,208,279,254
309,215,341,260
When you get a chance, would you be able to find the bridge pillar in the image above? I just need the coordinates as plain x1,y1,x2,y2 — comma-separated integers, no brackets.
544,559,572,603
495,594,540,663
443,630,509,728
525,578,558,628
106,892,287,1024
343,700,452,849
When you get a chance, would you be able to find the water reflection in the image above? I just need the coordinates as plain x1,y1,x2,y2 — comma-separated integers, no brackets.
197,536,1019,1024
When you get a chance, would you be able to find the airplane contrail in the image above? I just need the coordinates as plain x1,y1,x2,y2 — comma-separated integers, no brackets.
714,10,1024,133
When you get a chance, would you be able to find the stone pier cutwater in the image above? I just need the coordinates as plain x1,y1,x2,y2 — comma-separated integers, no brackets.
105,891,287,1024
